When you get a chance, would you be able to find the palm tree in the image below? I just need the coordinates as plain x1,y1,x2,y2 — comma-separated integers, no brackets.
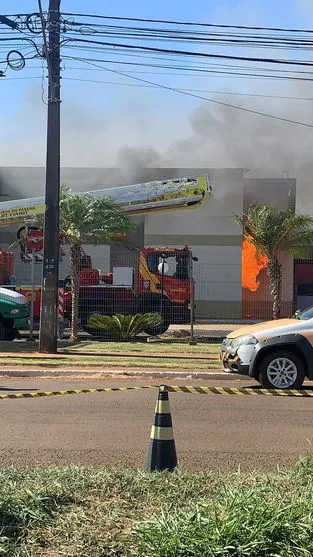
59,186,133,341
235,204,313,319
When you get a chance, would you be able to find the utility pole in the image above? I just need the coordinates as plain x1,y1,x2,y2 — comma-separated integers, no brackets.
38,0,61,353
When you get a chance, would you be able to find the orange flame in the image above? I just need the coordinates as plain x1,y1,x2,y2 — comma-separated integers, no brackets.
242,238,268,292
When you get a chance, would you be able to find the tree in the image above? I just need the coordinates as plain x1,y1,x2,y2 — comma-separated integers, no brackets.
235,204,313,319
59,186,133,341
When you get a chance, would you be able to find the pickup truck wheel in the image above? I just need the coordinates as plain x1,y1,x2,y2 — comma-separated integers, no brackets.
257,350,305,389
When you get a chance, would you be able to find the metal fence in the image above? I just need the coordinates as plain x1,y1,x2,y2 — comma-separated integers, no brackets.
1,243,313,339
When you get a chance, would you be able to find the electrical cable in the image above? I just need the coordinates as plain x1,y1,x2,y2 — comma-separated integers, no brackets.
61,12,313,34
3,72,313,102
73,56,313,128
61,27,313,51
3,12,313,120
59,76,313,100
62,47,313,75
63,36,313,68
62,54,313,82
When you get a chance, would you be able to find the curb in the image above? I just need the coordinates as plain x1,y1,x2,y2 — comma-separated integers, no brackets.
0,369,243,380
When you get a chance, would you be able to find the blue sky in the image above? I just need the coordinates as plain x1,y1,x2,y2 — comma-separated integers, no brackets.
0,0,312,168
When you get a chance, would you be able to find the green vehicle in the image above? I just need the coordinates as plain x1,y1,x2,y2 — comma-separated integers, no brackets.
0,287,29,341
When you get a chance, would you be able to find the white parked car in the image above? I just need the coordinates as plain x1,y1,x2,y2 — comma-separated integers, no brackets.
220,306,313,389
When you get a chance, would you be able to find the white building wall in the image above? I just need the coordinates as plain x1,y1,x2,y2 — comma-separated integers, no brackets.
144,169,244,319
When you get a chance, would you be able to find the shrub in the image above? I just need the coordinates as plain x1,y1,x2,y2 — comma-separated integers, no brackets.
87,312,161,340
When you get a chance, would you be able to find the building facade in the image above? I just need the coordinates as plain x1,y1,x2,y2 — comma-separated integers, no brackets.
0,166,296,320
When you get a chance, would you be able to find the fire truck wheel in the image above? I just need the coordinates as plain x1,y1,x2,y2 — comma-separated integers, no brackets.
136,295,170,335
144,319,170,336
83,326,115,339
81,312,116,339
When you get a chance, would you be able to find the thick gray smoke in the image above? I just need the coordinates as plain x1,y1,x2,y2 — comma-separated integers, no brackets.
168,99,311,171
115,146,162,184
2,80,313,212
168,99,313,213
113,93,313,212
0,169,20,200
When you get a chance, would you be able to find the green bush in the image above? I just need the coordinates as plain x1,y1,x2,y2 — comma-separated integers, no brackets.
87,312,161,340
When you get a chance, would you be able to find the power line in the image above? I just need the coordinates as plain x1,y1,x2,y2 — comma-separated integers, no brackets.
13,55,313,82
73,56,313,128
62,12,313,34
0,53,37,66
2,13,34,18
62,54,313,82
0,75,41,80
3,72,313,102
62,47,313,76
63,36,313,68
60,76,313,100
62,45,313,75
2,12,313,120
62,27,313,52
5,11,312,38
3,42,313,84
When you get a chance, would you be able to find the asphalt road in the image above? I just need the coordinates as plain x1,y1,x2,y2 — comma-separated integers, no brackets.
0,377,313,471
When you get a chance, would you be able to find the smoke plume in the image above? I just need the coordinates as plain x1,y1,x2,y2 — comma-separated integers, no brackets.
1,80,313,212
111,91,313,212
115,146,162,184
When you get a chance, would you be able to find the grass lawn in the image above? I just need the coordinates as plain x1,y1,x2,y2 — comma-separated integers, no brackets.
3,340,220,354
0,341,221,369
64,340,220,354
2,459,313,556
0,356,221,369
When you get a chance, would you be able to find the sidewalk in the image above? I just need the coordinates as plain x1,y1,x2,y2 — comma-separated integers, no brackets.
166,323,243,337
170,323,251,330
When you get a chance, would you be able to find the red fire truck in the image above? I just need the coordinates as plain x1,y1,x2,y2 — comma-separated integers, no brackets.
2,242,195,336
0,175,209,335
74,245,194,335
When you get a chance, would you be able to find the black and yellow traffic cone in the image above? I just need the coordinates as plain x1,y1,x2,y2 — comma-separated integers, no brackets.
146,385,177,472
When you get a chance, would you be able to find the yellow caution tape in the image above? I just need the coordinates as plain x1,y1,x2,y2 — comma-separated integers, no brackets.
165,385,313,397
0,385,158,400
1,384,312,400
